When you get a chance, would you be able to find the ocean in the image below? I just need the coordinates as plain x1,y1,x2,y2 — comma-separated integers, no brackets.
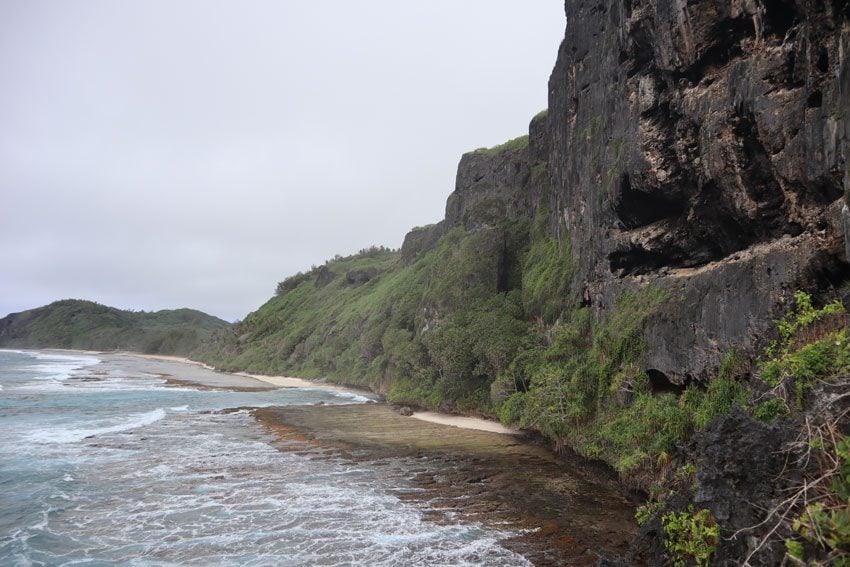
0,350,530,566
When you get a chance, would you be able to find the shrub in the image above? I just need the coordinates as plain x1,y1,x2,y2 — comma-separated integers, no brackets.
472,135,530,157
636,500,664,526
663,506,719,567
753,397,788,423
789,436,850,564
760,291,850,408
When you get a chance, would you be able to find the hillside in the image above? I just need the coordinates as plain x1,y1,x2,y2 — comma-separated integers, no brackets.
197,1,850,564
0,299,230,356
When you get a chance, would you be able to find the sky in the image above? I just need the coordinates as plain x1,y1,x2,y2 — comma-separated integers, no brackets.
0,1,565,322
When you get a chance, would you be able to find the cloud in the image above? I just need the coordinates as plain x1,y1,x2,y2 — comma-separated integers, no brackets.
0,0,564,321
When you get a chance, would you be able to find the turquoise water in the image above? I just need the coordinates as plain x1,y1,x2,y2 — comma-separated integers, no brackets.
0,350,528,566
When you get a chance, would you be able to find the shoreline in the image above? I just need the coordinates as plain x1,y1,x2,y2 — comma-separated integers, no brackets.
4,347,636,561
121,352,519,435
255,403,637,563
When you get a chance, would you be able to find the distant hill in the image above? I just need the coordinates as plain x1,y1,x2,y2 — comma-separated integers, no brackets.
0,299,231,356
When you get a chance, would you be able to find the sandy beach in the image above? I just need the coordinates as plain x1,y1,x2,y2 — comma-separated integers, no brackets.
120,352,518,435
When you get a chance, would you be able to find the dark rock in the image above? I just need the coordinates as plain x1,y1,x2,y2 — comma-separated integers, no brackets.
446,115,549,232
397,406,413,417
634,409,795,565
313,266,336,288
344,268,377,287
400,222,445,264
548,0,850,383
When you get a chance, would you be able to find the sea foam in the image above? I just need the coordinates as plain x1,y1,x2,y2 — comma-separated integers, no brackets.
28,408,167,444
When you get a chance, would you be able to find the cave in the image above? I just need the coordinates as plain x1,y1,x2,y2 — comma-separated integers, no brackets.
647,369,686,395
612,173,684,229
762,0,798,38
608,245,669,276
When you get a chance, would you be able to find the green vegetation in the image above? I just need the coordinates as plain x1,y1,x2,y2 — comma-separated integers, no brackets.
662,506,719,567
197,227,533,410
786,436,850,565
761,291,849,407
200,192,755,486
0,299,229,355
472,135,529,157
785,431,850,565
753,397,788,423
520,212,574,322
636,499,665,526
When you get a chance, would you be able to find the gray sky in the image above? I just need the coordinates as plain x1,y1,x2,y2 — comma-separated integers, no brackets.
0,1,564,322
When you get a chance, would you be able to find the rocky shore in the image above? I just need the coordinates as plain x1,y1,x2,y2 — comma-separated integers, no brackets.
254,403,638,565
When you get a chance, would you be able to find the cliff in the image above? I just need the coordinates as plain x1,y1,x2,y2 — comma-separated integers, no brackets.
548,0,849,386
543,1,850,563
196,1,850,563
0,299,230,356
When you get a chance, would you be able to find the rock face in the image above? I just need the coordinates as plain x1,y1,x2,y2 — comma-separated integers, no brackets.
446,113,550,232
548,0,850,383
400,113,550,263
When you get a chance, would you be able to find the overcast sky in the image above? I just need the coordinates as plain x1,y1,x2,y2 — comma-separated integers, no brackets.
1,1,564,322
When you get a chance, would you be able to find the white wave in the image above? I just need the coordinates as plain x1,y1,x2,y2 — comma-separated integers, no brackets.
16,352,103,383
169,405,189,412
33,352,101,365
330,391,373,403
28,408,167,444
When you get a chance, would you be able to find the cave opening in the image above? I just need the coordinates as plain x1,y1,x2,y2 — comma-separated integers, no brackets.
647,369,686,395
762,0,798,38
612,173,684,230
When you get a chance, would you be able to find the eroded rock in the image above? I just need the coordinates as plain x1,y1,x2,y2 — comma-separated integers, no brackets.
548,0,850,382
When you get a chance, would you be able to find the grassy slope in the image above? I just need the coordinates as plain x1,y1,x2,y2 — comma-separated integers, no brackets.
0,299,230,355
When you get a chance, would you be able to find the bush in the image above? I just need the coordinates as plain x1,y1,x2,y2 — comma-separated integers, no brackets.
760,291,850,407
472,135,530,157
787,435,850,565
663,506,719,567
753,397,788,423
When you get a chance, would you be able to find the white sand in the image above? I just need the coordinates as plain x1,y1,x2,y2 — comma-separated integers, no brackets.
117,352,518,435
410,411,519,435
129,352,217,370
235,372,359,394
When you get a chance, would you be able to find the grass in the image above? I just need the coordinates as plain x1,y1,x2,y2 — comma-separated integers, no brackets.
472,135,530,157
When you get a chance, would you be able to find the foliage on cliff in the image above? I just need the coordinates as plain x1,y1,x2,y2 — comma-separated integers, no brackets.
0,299,230,355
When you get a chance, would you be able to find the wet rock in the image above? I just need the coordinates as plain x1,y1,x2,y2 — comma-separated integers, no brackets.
254,403,637,565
